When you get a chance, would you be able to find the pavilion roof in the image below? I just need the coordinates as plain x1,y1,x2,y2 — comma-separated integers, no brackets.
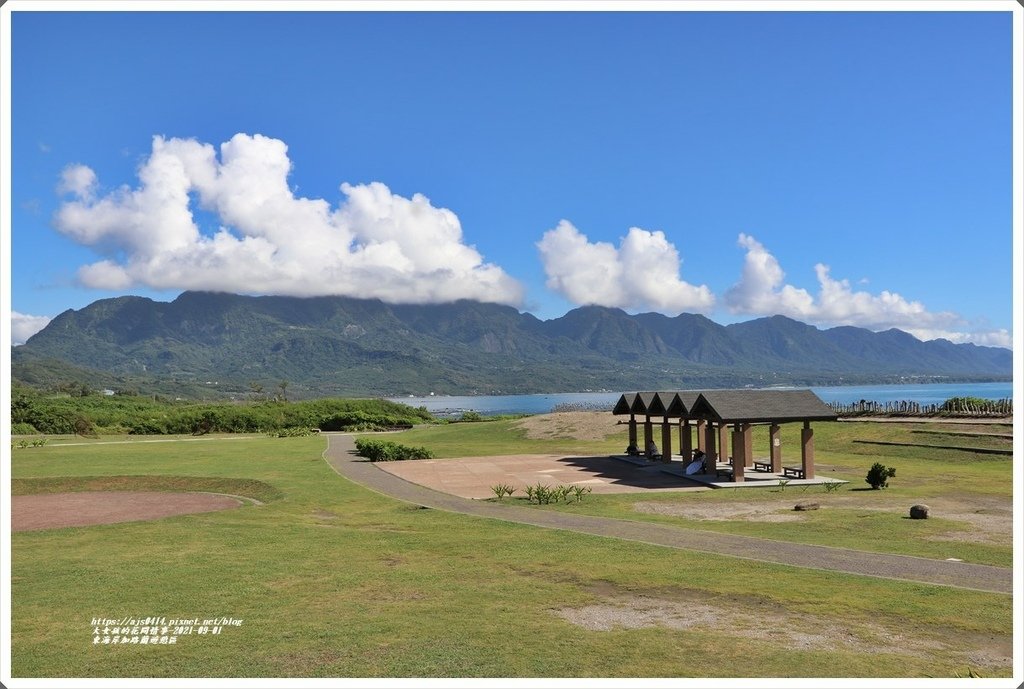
612,393,638,415
633,391,666,416
689,389,838,423
612,389,715,417
613,388,837,423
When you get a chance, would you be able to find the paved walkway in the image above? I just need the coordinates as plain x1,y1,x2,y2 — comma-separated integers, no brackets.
375,452,707,499
322,434,1013,595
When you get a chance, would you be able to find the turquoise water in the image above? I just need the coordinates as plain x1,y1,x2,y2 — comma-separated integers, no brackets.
389,381,1014,416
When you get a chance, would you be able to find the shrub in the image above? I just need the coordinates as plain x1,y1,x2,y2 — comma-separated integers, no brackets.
459,411,483,422
269,427,314,438
354,438,434,461
491,483,516,500
11,422,38,435
525,484,549,504
866,462,897,489
525,484,574,505
128,418,170,435
941,396,992,412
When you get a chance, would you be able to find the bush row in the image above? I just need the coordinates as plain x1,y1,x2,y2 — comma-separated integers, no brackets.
354,438,434,461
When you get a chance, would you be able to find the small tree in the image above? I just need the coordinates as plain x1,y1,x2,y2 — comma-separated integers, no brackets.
74,416,99,438
865,462,896,489
249,382,266,402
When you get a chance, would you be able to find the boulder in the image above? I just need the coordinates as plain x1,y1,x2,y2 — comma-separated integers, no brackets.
909,504,930,519
794,502,820,511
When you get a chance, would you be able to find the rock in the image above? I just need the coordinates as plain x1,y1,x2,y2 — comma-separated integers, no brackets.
910,504,930,519
794,502,820,511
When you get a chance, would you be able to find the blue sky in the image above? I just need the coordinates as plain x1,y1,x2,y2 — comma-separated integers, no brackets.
5,6,1018,348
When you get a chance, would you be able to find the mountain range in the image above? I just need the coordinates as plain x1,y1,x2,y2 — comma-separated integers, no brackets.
12,291,1012,398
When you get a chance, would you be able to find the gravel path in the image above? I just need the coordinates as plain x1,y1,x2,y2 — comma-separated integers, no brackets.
322,434,1012,595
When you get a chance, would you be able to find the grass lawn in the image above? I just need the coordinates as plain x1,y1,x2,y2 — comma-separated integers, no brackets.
9,428,1013,678
388,419,626,457
392,418,1013,566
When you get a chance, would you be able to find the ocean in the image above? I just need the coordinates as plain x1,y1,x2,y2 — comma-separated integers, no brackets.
389,381,1014,417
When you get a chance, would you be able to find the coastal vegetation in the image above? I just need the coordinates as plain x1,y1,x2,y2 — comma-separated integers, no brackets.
10,385,434,436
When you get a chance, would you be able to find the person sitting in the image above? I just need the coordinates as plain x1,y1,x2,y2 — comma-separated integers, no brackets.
692,449,707,473
646,440,660,459
625,441,640,456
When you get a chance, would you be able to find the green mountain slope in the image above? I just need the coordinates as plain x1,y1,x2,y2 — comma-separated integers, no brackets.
13,291,1012,397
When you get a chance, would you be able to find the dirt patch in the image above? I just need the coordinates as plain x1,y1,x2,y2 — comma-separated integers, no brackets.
633,500,804,522
12,491,244,532
514,412,622,442
554,587,1012,669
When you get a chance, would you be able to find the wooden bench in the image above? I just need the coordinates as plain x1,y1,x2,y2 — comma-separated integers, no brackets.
715,466,734,479
782,466,805,479
753,461,773,472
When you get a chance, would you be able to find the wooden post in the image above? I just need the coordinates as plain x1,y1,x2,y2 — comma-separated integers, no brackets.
718,423,729,466
696,420,706,452
705,421,717,463
743,423,753,467
769,423,782,473
731,424,745,483
680,419,692,462
644,418,653,458
628,414,638,448
661,416,672,462
801,421,815,479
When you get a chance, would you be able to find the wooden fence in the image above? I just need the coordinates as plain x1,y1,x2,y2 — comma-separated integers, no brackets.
827,398,1012,417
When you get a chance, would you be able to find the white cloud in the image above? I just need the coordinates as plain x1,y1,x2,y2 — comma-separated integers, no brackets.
536,221,714,314
723,234,815,318
11,312,52,346
53,133,524,306
725,233,1011,348
57,164,97,199
899,327,1012,348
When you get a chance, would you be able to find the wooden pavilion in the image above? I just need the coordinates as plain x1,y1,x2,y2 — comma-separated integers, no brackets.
613,389,838,482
